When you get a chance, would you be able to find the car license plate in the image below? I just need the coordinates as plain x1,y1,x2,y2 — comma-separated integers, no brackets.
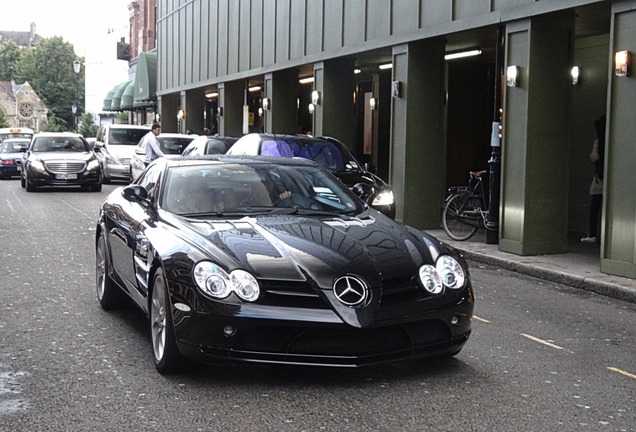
56,173,77,180
17,166,21,171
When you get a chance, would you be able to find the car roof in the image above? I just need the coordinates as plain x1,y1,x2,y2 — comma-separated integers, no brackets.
163,154,321,168
32,132,83,138
158,133,197,138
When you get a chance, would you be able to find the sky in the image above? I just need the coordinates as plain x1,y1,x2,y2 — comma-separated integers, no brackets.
0,0,133,118
0,0,130,56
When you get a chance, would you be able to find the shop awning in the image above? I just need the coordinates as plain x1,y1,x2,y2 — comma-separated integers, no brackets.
119,80,135,110
110,80,132,111
133,52,157,108
102,86,117,111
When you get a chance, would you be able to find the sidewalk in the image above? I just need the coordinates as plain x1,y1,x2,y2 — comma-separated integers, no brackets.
425,229,636,304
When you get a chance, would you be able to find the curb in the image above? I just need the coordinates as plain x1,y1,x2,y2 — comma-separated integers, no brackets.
458,249,636,305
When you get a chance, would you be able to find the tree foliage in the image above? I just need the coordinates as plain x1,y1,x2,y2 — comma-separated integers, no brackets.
78,113,99,137
0,40,24,81
0,109,10,128
14,36,84,131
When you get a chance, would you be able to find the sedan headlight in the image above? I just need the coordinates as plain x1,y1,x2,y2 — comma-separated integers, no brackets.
87,159,100,170
30,160,45,171
372,190,394,206
418,255,466,293
193,261,260,302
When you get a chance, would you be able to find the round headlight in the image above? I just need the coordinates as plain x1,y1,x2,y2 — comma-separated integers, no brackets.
372,190,394,206
419,264,443,294
230,270,260,302
435,255,465,289
193,261,231,299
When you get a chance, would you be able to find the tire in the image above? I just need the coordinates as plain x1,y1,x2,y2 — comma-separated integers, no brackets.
150,268,183,374
20,174,25,188
96,233,126,309
25,177,36,192
91,183,103,192
442,194,480,241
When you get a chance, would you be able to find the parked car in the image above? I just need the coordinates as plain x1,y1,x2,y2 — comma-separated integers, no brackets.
181,135,239,156
129,133,197,181
20,132,102,192
0,138,30,179
95,155,473,374
94,124,150,183
226,133,396,218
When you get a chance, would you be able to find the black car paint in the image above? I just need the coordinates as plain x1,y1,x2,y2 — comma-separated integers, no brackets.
97,156,473,368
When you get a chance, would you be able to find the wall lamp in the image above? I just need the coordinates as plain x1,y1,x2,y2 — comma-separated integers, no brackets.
311,90,321,105
217,107,223,117
369,97,377,111
615,50,631,77
506,65,520,87
308,103,315,114
177,109,186,120
571,66,581,85
262,97,270,111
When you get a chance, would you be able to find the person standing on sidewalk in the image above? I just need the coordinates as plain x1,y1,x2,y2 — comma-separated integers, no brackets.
140,123,164,167
581,115,606,243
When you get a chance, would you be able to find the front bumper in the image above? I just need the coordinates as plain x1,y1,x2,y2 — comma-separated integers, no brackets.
104,160,131,181
171,283,474,367
27,167,101,187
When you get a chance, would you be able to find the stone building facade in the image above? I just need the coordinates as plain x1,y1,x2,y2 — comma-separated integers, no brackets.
0,81,48,131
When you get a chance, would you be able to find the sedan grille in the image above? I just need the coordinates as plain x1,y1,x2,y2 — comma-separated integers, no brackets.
45,161,86,173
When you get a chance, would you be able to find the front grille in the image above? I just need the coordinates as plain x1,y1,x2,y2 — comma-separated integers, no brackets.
44,161,86,173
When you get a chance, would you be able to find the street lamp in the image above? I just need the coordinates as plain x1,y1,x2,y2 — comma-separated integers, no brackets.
72,60,80,131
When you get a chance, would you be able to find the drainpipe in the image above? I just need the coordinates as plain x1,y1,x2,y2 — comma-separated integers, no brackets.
486,26,505,244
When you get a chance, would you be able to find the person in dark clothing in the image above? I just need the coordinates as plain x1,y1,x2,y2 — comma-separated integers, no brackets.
581,115,606,243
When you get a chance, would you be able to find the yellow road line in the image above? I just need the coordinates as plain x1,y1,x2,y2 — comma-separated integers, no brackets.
520,333,564,350
473,315,490,323
607,367,636,380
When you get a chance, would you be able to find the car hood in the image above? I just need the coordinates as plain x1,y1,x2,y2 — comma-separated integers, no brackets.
0,152,23,160
330,169,388,190
169,212,445,327
32,151,95,162
105,145,137,159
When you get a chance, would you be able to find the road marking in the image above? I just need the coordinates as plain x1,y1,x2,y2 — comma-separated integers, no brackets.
473,315,490,323
520,333,564,350
607,367,636,380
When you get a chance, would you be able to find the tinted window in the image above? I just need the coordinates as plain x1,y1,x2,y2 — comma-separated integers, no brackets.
108,128,149,145
158,137,195,154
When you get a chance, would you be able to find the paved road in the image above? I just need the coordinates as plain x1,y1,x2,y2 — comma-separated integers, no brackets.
0,180,634,432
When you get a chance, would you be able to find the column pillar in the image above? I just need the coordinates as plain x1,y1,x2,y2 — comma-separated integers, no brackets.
218,81,244,137
390,40,446,228
264,70,299,134
499,14,574,255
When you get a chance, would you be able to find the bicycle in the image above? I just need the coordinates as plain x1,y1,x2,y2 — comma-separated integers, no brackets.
442,170,493,241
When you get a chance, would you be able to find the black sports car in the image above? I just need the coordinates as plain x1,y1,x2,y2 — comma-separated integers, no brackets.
226,133,396,218
95,155,473,374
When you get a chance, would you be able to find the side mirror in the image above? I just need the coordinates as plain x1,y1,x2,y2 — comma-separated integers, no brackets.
121,185,150,206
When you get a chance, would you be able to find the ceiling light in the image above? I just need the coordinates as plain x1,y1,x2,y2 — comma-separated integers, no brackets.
248,86,261,92
379,63,393,70
299,77,314,84
444,49,482,60
205,92,218,98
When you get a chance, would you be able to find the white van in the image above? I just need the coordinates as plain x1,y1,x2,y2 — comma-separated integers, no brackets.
94,124,151,183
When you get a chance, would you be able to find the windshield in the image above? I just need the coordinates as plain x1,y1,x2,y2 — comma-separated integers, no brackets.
162,162,362,216
1,139,30,153
31,137,89,152
158,137,195,154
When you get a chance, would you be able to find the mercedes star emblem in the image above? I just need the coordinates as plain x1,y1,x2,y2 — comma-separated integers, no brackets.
333,275,368,307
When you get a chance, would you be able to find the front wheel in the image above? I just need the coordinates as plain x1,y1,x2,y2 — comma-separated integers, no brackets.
96,233,126,309
150,268,183,374
442,194,480,241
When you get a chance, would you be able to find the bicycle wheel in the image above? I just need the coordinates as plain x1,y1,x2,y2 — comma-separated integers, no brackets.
442,194,480,241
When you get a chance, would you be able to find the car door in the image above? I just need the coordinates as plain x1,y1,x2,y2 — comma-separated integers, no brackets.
108,165,161,295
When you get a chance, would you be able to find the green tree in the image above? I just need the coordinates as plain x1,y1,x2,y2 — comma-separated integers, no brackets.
0,40,24,81
0,109,9,128
78,113,99,137
115,112,129,124
41,113,66,132
15,36,84,131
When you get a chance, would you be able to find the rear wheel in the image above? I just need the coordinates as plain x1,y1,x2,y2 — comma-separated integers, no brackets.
20,174,25,188
442,194,480,241
150,268,183,374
